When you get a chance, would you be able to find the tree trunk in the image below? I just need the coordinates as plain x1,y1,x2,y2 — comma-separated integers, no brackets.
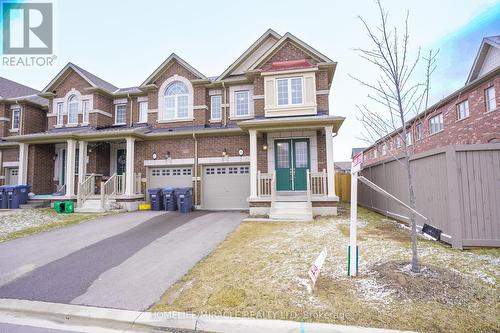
404,153,420,273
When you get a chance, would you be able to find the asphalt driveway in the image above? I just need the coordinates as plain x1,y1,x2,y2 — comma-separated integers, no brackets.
0,210,245,310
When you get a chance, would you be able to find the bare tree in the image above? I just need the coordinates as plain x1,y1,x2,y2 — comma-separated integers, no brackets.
351,0,438,273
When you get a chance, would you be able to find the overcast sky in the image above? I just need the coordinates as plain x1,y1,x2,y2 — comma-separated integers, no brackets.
1,0,499,161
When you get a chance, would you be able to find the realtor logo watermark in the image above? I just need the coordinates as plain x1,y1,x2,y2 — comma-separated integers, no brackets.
1,0,55,66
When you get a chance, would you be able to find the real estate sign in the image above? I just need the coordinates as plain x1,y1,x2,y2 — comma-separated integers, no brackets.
308,248,327,286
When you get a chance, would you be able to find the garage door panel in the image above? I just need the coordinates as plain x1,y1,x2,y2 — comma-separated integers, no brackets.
148,167,193,189
203,165,250,210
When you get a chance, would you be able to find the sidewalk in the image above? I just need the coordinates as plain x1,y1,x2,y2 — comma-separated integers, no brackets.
0,299,417,333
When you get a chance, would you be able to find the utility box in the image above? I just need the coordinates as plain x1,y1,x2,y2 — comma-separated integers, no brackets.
176,187,193,213
148,188,163,211
162,187,177,211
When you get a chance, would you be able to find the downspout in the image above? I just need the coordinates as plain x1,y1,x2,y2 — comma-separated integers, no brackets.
193,133,198,208
222,81,227,128
127,93,133,127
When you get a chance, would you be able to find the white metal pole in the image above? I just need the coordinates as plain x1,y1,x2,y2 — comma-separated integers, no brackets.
349,170,358,276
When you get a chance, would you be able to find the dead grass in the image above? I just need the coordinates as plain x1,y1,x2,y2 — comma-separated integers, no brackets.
152,206,500,333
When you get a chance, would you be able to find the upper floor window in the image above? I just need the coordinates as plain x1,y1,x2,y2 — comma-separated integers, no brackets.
277,77,303,106
82,99,90,123
405,130,413,146
415,122,423,141
68,95,79,124
373,149,378,158
485,86,496,112
395,136,401,148
164,81,189,119
11,109,20,130
456,100,469,120
211,95,221,121
381,144,387,156
429,113,444,134
56,102,64,125
139,101,148,123
115,104,126,124
235,90,250,116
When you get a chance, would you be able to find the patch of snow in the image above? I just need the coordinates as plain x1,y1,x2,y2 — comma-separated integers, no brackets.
0,209,59,238
357,274,394,304
472,270,496,285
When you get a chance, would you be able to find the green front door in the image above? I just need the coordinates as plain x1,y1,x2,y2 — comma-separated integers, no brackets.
116,149,126,175
274,139,310,191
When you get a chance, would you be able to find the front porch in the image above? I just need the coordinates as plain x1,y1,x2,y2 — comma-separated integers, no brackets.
241,116,342,219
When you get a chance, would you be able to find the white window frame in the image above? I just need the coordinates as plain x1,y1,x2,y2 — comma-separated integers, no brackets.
429,113,444,134
67,95,79,125
405,130,413,146
396,136,401,148
139,101,148,123
456,100,469,120
11,109,20,130
234,90,250,117
115,104,127,125
485,86,496,112
211,95,222,121
381,143,387,156
157,75,194,122
82,99,90,124
56,102,64,125
415,122,423,141
276,77,303,107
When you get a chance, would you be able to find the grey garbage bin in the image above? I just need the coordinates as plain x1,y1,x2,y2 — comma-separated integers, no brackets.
176,187,193,213
0,186,6,209
148,188,163,211
162,187,177,211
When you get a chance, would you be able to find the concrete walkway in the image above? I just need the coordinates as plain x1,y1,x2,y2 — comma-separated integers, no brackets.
0,211,244,311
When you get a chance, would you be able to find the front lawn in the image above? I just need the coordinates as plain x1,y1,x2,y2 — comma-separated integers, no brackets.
152,205,499,333
0,208,111,242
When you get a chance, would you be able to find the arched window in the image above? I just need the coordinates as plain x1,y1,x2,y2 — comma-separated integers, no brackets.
164,81,189,119
68,95,79,124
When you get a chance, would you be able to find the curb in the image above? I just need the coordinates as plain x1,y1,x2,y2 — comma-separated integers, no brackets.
0,299,417,333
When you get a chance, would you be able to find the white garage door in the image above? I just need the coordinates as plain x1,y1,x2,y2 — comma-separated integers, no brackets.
203,164,250,210
148,167,193,189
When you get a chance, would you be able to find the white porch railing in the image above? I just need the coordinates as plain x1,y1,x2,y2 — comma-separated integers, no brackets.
257,171,273,197
77,174,95,207
100,172,142,209
101,173,118,209
306,169,312,206
116,173,125,195
310,169,328,196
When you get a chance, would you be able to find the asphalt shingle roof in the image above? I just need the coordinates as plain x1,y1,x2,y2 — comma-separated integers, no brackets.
0,77,39,99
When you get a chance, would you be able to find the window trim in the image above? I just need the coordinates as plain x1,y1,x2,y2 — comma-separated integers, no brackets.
138,101,148,123
157,75,194,122
234,90,250,117
114,104,127,125
67,95,79,125
456,100,470,121
210,95,222,121
405,130,413,146
56,102,64,125
11,109,20,130
82,99,90,124
428,113,444,135
485,86,497,113
276,76,304,107
415,122,424,141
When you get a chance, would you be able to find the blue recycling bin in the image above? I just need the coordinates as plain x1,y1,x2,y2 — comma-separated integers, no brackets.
3,186,20,209
0,186,7,209
148,188,163,211
162,187,177,211
16,185,31,204
175,187,193,213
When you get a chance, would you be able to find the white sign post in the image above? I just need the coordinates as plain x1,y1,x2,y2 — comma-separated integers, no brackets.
349,153,363,277
308,248,328,286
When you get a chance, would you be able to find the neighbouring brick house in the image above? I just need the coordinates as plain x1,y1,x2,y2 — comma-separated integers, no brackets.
1,29,344,219
363,36,500,165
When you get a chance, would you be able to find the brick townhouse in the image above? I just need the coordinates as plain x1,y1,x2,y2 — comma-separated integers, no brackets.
363,36,500,164
0,29,344,219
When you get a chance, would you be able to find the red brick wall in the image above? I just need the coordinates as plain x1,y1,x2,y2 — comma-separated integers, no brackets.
21,104,47,135
317,131,327,171
263,41,317,67
364,75,500,165
27,144,54,193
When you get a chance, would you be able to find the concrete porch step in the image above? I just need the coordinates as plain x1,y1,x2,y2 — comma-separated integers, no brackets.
19,199,51,209
74,199,105,213
270,201,313,221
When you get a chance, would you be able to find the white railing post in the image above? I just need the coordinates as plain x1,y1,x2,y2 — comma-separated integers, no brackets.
271,170,276,204
323,169,327,196
307,169,311,205
257,170,261,197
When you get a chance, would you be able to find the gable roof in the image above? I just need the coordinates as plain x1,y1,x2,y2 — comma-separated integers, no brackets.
141,53,208,86
0,77,39,99
248,32,335,71
466,36,500,84
215,29,282,81
41,62,118,94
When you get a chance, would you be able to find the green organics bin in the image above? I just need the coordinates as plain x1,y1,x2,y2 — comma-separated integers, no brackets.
64,201,74,213
53,201,64,213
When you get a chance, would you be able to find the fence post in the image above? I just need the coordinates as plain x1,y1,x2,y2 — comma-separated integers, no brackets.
445,146,463,249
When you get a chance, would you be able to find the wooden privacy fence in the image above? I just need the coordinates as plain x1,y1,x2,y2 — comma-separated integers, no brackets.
358,144,500,249
335,172,351,202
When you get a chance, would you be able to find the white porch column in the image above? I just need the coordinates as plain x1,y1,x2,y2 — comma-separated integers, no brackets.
65,139,77,197
77,141,88,185
325,125,336,197
249,129,258,199
18,143,29,185
125,137,135,195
